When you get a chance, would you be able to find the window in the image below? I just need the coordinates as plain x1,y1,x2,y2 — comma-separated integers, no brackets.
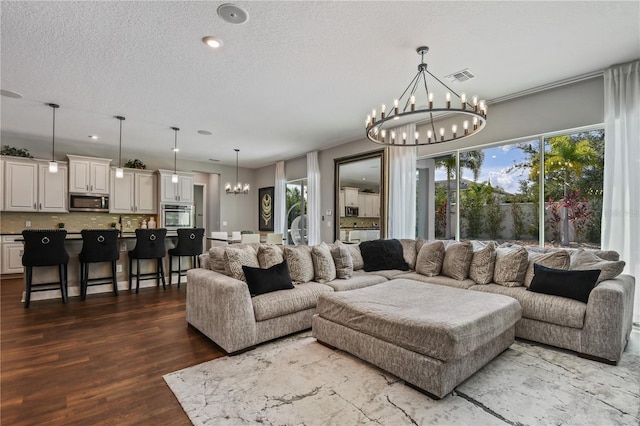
286,179,307,245
418,127,604,249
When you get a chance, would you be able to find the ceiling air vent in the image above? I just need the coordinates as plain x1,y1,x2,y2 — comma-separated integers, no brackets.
444,69,476,83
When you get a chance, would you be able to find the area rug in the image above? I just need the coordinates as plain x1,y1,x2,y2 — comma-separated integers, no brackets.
164,332,640,425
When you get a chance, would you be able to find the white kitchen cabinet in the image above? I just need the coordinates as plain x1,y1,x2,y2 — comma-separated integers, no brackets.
358,193,380,218
1,235,24,274
110,168,157,214
343,187,359,207
2,157,67,212
158,170,194,204
67,155,111,194
37,161,68,212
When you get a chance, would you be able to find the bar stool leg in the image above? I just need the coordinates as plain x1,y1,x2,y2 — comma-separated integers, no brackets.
25,266,32,308
81,262,87,301
136,259,141,294
59,264,68,304
177,257,182,287
159,258,166,290
111,261,119,296
168,254,173,286
128,257,133,290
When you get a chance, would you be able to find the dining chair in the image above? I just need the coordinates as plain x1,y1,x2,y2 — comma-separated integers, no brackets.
240,233,260,244
210,231,229,247
231,231,242,242
265,233,283,245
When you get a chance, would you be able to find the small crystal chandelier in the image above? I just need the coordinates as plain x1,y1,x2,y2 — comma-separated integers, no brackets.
171,127,180,183
225,149,249,195
47,103,59,173
115,116,125,178
365,46,487,146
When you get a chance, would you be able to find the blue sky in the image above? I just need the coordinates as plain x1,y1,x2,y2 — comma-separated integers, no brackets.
434,139,538,194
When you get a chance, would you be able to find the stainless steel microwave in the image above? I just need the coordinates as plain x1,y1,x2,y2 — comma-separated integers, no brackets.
69,194,110,212
345,206,359,217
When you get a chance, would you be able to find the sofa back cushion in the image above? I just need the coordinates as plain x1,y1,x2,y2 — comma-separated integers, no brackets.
415,241,445,277
311,242,337,283
399,239,417,270
359,239,409,272
570,249,625,282
347,244,364,271
209,246,231,275
469,241,497,285
331,242,354,279
493,246,529,287
283,245,315,284
224,245,259,282
523,250,570,287
441,241,474,280
257,244,284,269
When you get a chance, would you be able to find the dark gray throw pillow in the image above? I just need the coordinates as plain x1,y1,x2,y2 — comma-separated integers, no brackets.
527,263,600,303
242,260,294,297
359,239,409,272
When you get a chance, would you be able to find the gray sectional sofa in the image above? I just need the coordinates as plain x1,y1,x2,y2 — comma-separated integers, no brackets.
186,239,635,364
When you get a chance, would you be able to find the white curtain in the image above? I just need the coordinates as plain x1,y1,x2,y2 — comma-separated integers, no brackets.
306,151,321,245
387,123,417,239
273,161,286,236
602,60,640,324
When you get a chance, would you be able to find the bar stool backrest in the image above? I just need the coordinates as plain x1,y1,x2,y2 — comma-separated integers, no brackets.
173,228,205,256
79,229,120,263
21,229,69,266
129,228,167,259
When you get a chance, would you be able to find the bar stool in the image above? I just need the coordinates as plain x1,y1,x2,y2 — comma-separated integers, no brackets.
79,229,120,300
168,228,204,287
128,228,167,294
21,229,69,308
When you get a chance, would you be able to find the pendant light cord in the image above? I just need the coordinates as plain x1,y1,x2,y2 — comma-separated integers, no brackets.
172,127,180,174
48,103,59,161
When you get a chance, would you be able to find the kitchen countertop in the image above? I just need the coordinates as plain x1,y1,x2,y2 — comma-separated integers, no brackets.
3,230,178,240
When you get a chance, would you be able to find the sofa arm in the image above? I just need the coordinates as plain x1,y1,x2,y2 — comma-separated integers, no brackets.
581,274,635,363
186,268,257,353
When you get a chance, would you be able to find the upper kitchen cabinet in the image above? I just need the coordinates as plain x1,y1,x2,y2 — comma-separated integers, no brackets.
158,170,194,204
67,155,111,194
110,168,157,214
2,156,67,212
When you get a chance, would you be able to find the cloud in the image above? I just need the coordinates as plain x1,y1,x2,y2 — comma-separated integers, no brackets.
501,145,513,153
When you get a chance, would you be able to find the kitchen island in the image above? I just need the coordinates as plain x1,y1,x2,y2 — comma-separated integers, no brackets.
6,231,194,304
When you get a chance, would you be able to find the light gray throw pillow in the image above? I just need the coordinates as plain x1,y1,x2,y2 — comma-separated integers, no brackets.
523,250,570,287
493,246,529,287
469,241,496,285
224,245,259,282
331,242,353,279
415,241,445,277
311,242,337,283
283,245,314,284
570,249,625,282
441,241,474,280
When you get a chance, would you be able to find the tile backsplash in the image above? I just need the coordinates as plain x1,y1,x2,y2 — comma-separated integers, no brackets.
0,211,158,234
339,217,379,229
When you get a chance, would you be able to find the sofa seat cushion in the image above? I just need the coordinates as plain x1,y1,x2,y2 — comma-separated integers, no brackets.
316,279,521,362
252,282,334,322
324,273,387,292
470,284,587,329
396,272,476,289
368,269,410,280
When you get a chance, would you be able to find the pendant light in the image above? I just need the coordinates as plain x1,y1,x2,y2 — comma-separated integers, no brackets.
115,116,125,178
47,103,59,173
171,127,180,183
225,149,249,194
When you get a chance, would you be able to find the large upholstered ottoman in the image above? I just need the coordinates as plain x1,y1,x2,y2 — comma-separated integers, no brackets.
312,278,522,399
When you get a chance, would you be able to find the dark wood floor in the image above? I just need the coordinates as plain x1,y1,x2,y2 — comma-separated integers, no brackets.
1,276,225,425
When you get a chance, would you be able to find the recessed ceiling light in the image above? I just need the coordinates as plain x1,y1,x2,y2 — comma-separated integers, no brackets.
88,135,99,140
172,148,180,152
202,36,223,49
198,130,213,135
209,158,219,162
217,4,248,24
0,89,23,99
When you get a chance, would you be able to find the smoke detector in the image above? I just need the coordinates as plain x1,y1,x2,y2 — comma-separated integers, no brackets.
217,4,248,24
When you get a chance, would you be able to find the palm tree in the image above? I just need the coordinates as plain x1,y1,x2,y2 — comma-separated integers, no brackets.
435,150,484,238
539,135,598,245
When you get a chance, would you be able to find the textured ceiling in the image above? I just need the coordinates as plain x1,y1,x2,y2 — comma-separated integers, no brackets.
1,1,639,168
